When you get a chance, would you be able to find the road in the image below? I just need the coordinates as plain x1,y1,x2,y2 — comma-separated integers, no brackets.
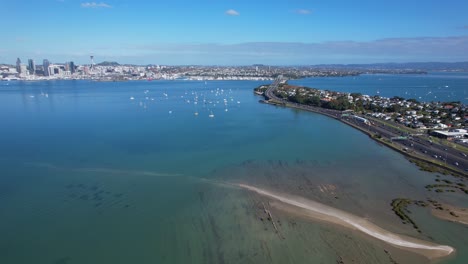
262,78,468,175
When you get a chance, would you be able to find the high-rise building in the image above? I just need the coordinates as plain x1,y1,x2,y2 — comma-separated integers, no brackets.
16,58,22,74
69,61,75,74
28,59,36,75
43,59,50,76
20,65,28,76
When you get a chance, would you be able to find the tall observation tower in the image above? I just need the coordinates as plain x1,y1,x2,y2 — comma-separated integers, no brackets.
90,55,95,70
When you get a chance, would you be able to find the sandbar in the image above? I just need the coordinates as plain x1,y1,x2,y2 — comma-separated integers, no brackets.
431,204,468,226
238,183,455,259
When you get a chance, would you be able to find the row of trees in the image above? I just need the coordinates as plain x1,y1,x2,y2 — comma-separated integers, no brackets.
274,86,466,127
274,88,352,111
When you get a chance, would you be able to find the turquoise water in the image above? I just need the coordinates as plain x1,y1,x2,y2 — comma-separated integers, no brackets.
0,78,467,264
290,72,468,104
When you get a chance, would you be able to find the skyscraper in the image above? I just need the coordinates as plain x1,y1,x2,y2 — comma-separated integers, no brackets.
69,61,75,74
16,58,22,74
28,59,36,75
43,59,50,76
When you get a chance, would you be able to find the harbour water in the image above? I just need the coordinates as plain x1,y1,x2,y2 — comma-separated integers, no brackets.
0,77,467,263
290,72,468,104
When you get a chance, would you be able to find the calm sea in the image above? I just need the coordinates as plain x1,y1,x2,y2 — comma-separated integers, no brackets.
0,76,466,264
290,72,468,104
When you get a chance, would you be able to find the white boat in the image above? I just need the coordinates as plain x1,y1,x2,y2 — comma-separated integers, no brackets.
209,111,214,118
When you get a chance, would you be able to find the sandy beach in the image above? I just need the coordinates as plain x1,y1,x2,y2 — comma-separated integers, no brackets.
238,183,455,259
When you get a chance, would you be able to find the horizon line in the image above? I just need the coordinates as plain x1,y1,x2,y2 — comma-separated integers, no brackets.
2,60,468,67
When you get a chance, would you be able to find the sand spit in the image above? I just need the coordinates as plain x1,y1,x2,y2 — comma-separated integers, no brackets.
238,184,455,259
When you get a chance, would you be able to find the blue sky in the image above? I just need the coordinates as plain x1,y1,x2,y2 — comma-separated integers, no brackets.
2,0,468,65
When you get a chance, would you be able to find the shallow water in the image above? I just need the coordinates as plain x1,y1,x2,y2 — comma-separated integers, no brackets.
0,79,467,263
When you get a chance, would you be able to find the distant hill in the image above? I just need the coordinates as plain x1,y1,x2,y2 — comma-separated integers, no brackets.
312,62,468,71
97,61,120,66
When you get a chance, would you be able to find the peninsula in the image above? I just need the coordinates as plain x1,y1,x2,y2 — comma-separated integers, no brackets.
255,77,468,177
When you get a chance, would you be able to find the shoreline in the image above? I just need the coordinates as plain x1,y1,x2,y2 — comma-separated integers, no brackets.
430,203,468,226
1,70,437,83
238,183,455,259
258,82,467,178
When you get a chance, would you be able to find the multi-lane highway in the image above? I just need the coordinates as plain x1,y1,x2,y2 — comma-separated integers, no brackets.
261,78,468,175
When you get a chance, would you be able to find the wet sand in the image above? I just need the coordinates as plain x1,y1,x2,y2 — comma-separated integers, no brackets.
431,204,468,226
238,183,455,259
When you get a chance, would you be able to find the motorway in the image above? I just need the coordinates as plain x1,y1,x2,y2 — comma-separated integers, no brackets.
262,78,468,176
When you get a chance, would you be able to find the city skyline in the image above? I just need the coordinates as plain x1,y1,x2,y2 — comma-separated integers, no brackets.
2,0,468,65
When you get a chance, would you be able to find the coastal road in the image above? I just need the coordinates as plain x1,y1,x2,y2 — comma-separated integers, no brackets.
369,119,468,169
262,78,468,175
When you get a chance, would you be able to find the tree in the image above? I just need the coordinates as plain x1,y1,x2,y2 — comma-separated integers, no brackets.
387,104,402,113
323,96,352,111
418,117,431,124
354,100,364,112
306,96,321,107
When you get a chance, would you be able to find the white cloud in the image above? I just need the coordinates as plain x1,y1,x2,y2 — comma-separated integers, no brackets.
130,35,468,64
11,36,468,65
295,9,312,15
225,9,240,16
81,2,112,8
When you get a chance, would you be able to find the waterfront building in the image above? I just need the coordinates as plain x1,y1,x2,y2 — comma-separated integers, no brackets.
16,58,22,74
69,61,75,74
43,59,50,76
28,59,35,75
20,65,28,77
48,66,54,76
